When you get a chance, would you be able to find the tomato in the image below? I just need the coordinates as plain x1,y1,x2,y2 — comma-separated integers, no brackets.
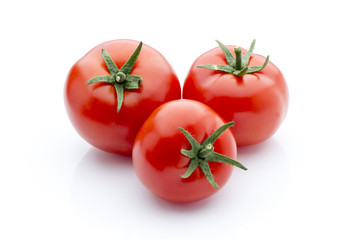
132,99,246,203
65,39,181,154
183,40,288,146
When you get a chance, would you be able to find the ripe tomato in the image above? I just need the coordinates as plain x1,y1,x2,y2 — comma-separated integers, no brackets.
65,39,181,154
183,40,288,146
132,99,246,203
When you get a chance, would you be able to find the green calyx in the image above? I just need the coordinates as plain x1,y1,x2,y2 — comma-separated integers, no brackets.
86,41,143,112
178,122,247,188
197,39,270,77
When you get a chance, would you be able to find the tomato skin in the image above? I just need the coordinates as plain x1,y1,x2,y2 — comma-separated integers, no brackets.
132,99,237,203
65,39,181,154
183,45,288,146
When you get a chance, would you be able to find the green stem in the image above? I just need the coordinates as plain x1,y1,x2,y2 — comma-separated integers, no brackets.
197,39,270,77
86,41,143,112
198,143,214,159
179,122,247,188
115,71,127,83
234,47,242,70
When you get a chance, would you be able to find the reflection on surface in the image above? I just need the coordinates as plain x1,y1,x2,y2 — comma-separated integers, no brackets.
71,138,289,236
233,138,290,222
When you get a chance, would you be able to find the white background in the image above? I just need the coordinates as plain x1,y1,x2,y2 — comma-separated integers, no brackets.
1,0,359,239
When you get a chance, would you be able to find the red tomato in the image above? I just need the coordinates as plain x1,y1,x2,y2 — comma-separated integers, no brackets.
132,99,246,203
183,40,288,146
65,39,181,154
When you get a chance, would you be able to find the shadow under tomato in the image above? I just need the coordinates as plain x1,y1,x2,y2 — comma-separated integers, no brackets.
70,137,290,232
71,147,214,225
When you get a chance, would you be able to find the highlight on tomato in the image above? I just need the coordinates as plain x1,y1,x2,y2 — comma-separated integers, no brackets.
64,39,181,154
132,99,247,203
183,40,288,146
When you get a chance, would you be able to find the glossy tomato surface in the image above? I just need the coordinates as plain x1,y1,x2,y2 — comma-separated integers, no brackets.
65,39,181,154
132,99,237,203
183,45,288,146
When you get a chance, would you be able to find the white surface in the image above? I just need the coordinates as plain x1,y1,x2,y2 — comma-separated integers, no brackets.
1,0,359,239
